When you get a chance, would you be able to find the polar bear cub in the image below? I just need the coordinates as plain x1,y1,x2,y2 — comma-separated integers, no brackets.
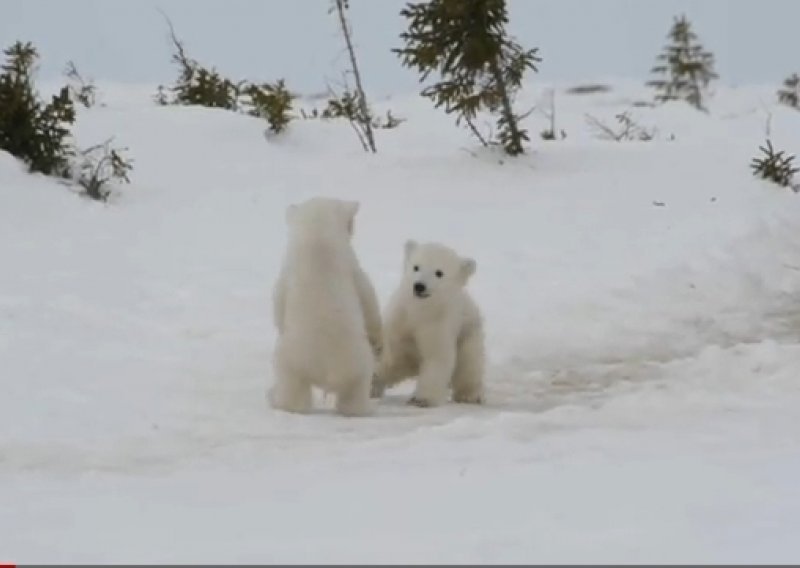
270,196,382,417
371,240,485,407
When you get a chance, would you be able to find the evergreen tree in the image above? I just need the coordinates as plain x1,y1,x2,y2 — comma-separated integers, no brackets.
322,90,363,121
0,41,75,177
751,140,798,189
777,73,799,109
161,13,240,110
244,80,295,134
647,14,718,111
172,66,240,110
395,0,541,156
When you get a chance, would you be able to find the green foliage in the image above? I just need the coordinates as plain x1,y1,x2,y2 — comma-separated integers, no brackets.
244,80,295,134
394,0,541,156
0,41,76,177
73,138,134,202
0,41,134,201
751,140,799,189
164,16,240,110
778,73,799,109
322,90,364,121
172,64,241,110
160,15,294,136
647,14,718,111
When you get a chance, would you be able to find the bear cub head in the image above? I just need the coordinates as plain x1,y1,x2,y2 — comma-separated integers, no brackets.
403,240,476,301
286,196,360,239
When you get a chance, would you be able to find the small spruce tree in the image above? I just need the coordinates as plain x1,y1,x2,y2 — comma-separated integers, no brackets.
0,41,75,177
244,80,295,134
174,66,240,110
751,140,798,189
395,0,541,156
778,73,799,109
322,90,362,121
161,13,240,110
647,14,718,111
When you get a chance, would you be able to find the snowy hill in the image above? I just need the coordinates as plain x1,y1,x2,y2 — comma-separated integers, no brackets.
2,81,800,563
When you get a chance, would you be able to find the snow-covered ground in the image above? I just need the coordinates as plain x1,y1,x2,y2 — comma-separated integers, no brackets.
2,80,800,563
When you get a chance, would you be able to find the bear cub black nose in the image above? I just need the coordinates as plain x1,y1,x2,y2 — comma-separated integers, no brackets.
413,282,427,296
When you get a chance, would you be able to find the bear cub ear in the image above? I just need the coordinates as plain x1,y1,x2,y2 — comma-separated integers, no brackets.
404,239,418,260
460,257,477,280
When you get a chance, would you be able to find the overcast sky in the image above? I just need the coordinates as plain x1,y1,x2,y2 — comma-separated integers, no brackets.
2,0,798,96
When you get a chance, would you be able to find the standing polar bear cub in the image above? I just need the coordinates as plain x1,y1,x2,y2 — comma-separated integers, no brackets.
371,240,485,407
270,197,382,417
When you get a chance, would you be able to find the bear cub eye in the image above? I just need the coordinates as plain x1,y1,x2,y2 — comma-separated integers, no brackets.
413,265,420,272
435,270,444,278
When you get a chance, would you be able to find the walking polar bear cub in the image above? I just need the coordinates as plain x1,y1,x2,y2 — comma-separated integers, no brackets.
270,196,382,417
371,240,485,407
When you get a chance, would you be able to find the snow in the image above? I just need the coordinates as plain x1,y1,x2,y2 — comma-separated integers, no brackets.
2,80,800,563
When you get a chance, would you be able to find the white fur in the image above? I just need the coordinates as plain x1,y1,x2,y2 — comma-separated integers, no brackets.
372,240,485,407
270,196,382,417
